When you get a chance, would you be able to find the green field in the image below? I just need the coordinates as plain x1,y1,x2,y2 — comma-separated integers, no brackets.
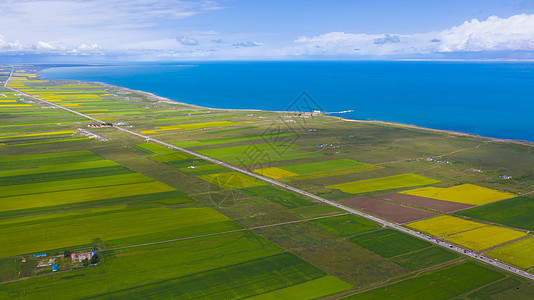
249,275,352,300
280,159,370,175
486,236,534,269
0,173,153,197
199,172,266,189
240,186,314,209
0,150,103,170
390,246,459,271
457,196,534,231
0,159,118,178
310,214,379,237
197,142,322,165
349,229,431,258
290,203,344,218
173,131,298,148
0,206,229,257
96,252,325,299
345,262,504,299
134,142,176,154
0,231,284,298
327,173,440,194
466,277,534,299
0,181,176,212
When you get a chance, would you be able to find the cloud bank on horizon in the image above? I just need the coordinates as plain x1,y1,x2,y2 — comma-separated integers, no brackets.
1,0,534,60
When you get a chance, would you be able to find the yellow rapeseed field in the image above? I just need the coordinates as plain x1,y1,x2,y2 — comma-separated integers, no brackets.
253,167,298,179
444,226,527,251
400,184,515,205
141,121,252,134
407,215,485,237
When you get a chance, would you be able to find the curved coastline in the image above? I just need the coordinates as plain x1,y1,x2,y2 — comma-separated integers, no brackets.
39,72,534,148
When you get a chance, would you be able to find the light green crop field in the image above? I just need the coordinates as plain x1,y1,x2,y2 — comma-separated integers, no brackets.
0,160,118,178
327,173,440,194
134,142,176,154
0,181,176,212
249,275,352,300
173,131,298,148
279,159,371,175
390,246,460,271
0,231,283,298
0,173,153,197
0,150,103,170
197,142,322,165
487,236,534,269
199,172,266,189
0,206,229,257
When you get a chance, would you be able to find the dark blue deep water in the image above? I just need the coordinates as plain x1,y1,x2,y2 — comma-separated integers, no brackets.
40,61,534,142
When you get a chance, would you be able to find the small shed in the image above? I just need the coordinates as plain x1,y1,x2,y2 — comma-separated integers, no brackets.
52,264,57,272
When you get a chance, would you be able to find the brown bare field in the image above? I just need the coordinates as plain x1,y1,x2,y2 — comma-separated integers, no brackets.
377,193,475,213
340,197,439,224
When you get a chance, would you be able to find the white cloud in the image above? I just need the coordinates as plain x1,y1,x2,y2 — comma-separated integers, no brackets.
34,41,56,50
437,14,534,52
232,41,262,47
178,36,199,46
77,43,102,51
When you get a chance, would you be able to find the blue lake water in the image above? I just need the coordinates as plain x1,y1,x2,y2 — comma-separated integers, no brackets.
40,61,534,142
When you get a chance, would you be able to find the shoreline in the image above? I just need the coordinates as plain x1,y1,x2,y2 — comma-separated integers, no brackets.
41,75,534,148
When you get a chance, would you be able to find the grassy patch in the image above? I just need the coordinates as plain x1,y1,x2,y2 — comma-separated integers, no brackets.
327,174,440,194
0,207,228,257
345,262,504,300
310,214,379,237
249,275,352,300
279,159,370,175
92,252,325,299
0,150,103,170
349,229,431,258
134,142,176,154
390,246,459,271
290,204,344,218
240,186,314,209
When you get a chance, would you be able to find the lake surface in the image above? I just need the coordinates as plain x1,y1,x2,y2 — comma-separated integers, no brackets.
40,61,534,142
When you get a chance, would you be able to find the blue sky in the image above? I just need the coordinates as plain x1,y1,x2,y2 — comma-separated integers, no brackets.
1,0,534,61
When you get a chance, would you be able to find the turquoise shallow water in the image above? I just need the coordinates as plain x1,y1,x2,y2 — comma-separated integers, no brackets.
40,61,534,142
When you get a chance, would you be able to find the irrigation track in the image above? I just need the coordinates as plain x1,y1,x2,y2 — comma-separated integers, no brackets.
4,68,534,282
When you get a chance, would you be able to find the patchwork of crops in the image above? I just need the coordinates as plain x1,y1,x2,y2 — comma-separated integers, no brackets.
254,159,376,180
327,173,440,194
400,184,515,205
199,172,266,189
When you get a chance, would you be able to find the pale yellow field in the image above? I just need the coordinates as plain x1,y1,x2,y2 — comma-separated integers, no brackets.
199,172,265,189
253,167,298,179
0,104,32,107
407,215,485,237
0,130,74,139
400,184,515,205
444,226,527,251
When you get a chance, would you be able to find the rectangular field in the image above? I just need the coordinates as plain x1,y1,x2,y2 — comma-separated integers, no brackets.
240,186,314,209
279,159,371,175
486,236,534,269
249,276,352,300
340,197,439,224
199,172,266,189
309,214,379,237
92,252,325,299
399,184,515,205
444,226,527,251
457,196,534,231
345,262,504,300
390,246,459,271
0,207,229,257
377,193,474,212
134,142,176,154
327,173,440,194
348,229,431,258
0,181,176,212
406,215,486,237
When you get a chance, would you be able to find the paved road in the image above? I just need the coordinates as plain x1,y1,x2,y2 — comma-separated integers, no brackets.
5,68,534,282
